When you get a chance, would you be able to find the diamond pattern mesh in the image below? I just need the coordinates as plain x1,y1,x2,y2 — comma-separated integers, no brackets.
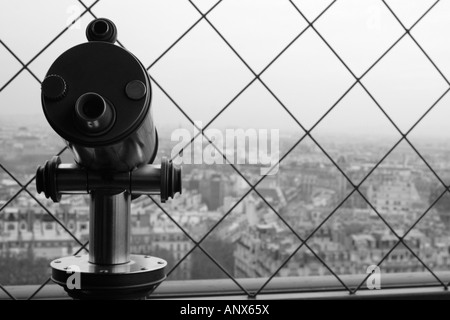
0,0,449,299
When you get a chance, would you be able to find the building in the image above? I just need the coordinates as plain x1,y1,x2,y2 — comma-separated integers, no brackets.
367,168,421,218
199,173,227,211
132,211,193,280
0,198,89,259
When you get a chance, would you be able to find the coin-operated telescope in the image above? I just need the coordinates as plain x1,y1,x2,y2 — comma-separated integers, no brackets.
36,18,182,300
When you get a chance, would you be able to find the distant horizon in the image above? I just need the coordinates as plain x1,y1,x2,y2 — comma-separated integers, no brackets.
1,113,450,144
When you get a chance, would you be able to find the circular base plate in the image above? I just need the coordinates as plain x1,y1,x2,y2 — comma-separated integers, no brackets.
51,254,166,300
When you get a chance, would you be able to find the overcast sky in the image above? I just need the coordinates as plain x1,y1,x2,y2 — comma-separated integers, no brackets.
1,0,450,139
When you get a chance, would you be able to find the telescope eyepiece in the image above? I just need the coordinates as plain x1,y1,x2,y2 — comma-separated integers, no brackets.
75,92,115,135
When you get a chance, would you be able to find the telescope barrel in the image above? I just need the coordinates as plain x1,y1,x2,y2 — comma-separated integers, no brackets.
41,34,157,171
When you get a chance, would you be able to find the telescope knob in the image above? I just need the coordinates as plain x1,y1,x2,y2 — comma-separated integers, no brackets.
36,156,62,203
86,18,118,43
42,75,66,101
160,157,182,203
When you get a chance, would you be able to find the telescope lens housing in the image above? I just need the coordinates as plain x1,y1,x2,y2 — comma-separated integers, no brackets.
75,92,115,135
41,41,157,171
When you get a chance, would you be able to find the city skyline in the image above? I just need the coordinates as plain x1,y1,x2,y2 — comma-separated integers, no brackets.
1,121,450,286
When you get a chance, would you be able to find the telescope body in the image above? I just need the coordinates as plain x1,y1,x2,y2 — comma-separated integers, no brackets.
42,40,157,172
36,18,181,300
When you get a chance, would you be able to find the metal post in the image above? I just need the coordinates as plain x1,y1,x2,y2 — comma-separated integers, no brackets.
89,191,131,265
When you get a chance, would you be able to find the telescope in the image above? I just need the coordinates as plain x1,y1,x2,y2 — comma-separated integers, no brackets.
35,18,182,300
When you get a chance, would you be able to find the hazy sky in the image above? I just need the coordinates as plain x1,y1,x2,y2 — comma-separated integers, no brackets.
1,0,450,139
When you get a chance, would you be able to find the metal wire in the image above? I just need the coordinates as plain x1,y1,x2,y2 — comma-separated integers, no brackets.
0,0,448,299
0,0,101,91
150,0,449,297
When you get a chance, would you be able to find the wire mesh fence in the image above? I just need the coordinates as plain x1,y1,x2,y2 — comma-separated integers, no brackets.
0,0,449,299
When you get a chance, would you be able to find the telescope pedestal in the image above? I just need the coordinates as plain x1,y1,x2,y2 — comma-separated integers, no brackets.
50,255,166,300
50,192,167,300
